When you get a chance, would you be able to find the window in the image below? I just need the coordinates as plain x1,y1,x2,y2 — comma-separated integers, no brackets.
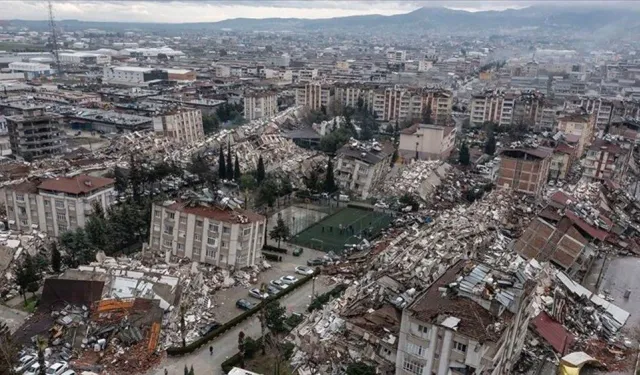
453,341,467,353
153,224,160,232
193,246,201,256
195,234,201,241
402,358,424,375
243,227,252,236
209,223,219,232
58,224,68,233
221,241,227,248
163,239,172,247
223,226,231,234
177,243,184,251
153,237,159,245
180,216,187,225
207,237,216,246
407,342,426,357
16,194,24,202
164,225,173,234
178,230,185,238
45,212,52,219
196,220,203,227
55,200,64,208
167,212,175,219
44,200,50,206
21,219,28,226
68,203,75,210
206,247,215,258
56,213,66,221
155,210,161,218
415,324,429,336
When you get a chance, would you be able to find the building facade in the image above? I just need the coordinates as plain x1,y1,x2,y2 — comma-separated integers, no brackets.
334,142,393,200
148,201,266,268
243,92,278,121
153,109,204,145
556,112,595,157
2,175,116,237
294,82,332,111
497,147,553,197
396,261,534,375
398,124,456,162
4,102,64,160
583,138,632,183
470,90,545,128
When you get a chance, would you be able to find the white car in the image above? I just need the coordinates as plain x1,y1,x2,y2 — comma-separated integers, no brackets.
270,279,289,290
14,354,37,373
24,361,50,375
248,288,269,300
280,275,298,285
295,266,314,275
46,362,68,375
60,371,76,375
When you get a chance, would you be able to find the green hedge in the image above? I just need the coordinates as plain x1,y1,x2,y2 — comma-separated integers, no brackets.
262,252,283,262
166,271,317,356
221,336,264,373
263,244,288,254
308,283,347,312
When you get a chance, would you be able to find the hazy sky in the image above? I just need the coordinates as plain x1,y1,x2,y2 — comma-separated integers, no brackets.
0,1,634,23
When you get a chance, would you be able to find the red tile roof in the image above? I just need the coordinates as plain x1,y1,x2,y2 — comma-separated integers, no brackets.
531,312,574,355
38,175,114,195
554,143,575,155
550,191,576,207
565,210,608,241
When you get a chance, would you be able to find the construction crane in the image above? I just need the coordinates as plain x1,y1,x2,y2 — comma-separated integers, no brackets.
47,0,63,77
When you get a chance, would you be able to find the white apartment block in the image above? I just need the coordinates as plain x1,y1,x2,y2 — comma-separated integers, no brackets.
297,69,318,82
398,124,456,162
294,83,332,111
243,92,278,121
59,52,111,65
2,175,116,237
148,201,266,268
334,142,393,200
396,261,534,375
470,92,516,127
153,109,204,145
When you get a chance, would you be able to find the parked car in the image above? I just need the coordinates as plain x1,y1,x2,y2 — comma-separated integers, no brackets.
236,299,254,310
293,247,303,256
266,285,281,296
14,354,37,373
248,288,269,299
60,370,76,375
46,362,68,375
280,275,298,285
198,322,221,337
270,279,289,290
307,258,325,266
295,266,314,275
24,361,49,375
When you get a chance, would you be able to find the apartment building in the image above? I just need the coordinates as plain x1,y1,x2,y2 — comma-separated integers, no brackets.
398,124,456,162
396,260,534,375
564,96,640,130
549,143,577,181
153,109,204,145
2,175,116,236
4,101,64,160
334,141,394,200
8,62,54,79
582,138,632,183
103,66,194,86
294,82,332,111
243,91,277,121
556,111,595,157
148,200,266,268
497,147,553,198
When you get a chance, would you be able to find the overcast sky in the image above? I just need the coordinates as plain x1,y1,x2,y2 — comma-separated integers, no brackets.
0,1,635,23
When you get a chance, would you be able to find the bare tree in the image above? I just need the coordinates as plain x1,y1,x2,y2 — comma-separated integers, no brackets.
0,322,18,375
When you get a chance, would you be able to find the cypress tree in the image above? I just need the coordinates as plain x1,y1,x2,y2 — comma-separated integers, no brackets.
256,156,266,183
234,153,241,181
226,142,233,179
218,148,226,180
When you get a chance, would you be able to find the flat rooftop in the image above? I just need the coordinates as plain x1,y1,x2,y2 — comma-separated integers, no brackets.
67,108,152,126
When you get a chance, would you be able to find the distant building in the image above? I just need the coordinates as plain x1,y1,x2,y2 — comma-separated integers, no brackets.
470,90,545,128
334,141,394,200
33,91,101,106
550,143,576,181
153,109,204,145
8,62,53,79
398,124,456,162
59,52,111,65
556,111,595,157
294,82,332,111
243,91,277,121
497,147,553,197
3,102,64,160
148,200,266,268
582,138,632,183
2,175,115,236
396,260,535,375
103,66,196,86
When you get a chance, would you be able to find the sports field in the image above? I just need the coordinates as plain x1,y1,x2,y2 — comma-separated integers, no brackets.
289,207,392,253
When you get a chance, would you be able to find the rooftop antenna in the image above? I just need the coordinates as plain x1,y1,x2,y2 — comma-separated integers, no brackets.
48,0,63,78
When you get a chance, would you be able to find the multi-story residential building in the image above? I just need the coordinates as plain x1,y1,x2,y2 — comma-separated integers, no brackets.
297,69,318,83
4,101,64,160
549,143,577,181
148,200,266,268
153,109,204,145
396,260,534,375
294,82,332,111
334,141,394,200
398,124,456,162
103,66,166,86
2,175,116,236
470,90,546,128
582,138,632,183
243,91,277,121
497,147,553,198
556,111,595,157
32,91,101,106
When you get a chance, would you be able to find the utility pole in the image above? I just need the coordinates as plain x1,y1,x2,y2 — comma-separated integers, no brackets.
48,0,63,78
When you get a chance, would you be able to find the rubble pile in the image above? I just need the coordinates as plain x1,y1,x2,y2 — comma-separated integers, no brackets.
377,160,442,198
0,231,52,301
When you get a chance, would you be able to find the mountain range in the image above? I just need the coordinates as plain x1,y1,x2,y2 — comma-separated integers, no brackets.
4,6,640,36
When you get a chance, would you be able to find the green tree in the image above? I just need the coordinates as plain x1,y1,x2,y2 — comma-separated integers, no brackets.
51,242,61,273
114,165,128,195
218,148,226,180
226,142,233,180
459,141,471,165
256,178,278,207
269,216,290,249
59,228,94,267
346,362,376,375
323,159,337,194
390,149,398,167
278,176,293,197
238,331,246,368
264,301,287,333
234,153,241,181
256,156,266,183
303,168,321,192
15,254,39,304
128,153,143,204
0,321,19,375
85,202,108,250
239,174,256,191
422,104,433,124
202,114,220,134
484,128,497,156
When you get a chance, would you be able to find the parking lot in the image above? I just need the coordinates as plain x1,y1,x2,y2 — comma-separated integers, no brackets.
209,246,331,323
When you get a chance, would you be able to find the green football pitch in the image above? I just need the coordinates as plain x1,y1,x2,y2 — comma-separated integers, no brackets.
288,207,392,253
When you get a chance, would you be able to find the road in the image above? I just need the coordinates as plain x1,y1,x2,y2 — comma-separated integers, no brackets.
149,275,333,375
